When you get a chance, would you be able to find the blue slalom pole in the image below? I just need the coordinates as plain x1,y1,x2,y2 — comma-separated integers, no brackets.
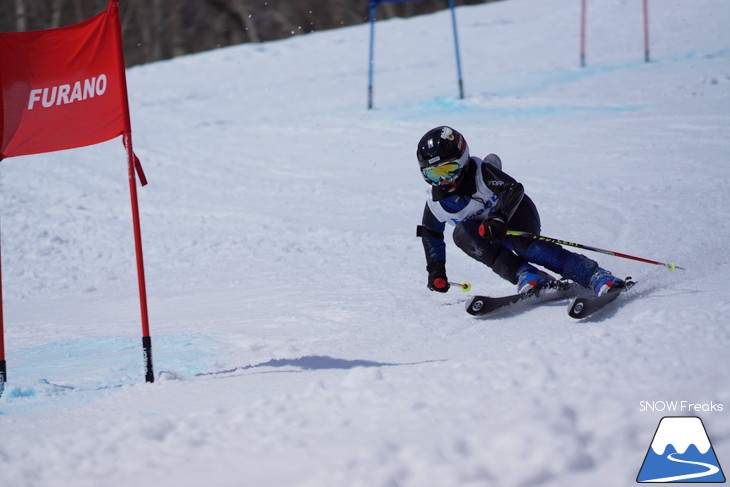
449,0,464,99
643,0,650,62
367,1,379,109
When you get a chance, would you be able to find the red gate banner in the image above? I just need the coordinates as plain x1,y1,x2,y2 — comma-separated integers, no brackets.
0,3,127,159
0,0,153,396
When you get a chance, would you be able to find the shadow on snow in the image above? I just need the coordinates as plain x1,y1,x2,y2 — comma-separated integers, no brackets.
194,355,445,378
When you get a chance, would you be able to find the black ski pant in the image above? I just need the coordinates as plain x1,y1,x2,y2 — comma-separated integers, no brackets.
452,195,599,286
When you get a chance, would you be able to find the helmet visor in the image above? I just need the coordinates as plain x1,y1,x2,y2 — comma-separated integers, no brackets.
421,160,462,185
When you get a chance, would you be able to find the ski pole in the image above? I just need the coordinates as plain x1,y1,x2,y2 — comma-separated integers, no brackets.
450,281,472,292
507,230,684,271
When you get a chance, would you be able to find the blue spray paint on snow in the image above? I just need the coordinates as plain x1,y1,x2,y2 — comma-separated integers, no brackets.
395,96,647,122
0,333,229,415
496,60,646,98
392,49,729,122
498,48,730,97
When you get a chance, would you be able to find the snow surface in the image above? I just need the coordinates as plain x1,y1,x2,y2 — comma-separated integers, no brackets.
1,0,729,485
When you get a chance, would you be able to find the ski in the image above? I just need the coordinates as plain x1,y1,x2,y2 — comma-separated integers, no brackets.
466,280,580,317
568,280,636,319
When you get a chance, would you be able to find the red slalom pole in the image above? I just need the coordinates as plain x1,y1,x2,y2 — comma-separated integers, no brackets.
111,0,154,384
507,231,684,271
124,133,154,383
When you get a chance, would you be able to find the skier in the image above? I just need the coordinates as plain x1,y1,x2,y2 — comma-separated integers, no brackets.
416,126,625,296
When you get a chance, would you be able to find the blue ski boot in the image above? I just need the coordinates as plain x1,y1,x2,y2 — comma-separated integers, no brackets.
589,268,624,296
516,263,556,294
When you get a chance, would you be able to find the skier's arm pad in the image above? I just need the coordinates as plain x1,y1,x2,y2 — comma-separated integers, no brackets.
420,204,447,264
482,164,525,222
416,225,444,239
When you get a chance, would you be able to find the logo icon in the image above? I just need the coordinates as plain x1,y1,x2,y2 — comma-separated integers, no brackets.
637,416,725,483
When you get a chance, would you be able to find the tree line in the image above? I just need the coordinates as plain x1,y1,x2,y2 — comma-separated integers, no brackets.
2,0,498,67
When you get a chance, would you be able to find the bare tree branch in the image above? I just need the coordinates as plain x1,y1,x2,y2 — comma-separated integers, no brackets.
1,0,499,66
14,0,27,32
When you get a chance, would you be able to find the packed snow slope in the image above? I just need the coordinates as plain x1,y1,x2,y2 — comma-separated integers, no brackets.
1,0,729,486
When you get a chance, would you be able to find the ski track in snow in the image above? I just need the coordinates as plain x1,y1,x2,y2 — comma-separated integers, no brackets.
1,0,729,486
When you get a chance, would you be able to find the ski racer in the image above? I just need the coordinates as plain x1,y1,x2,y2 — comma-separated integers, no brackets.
416,125,625,296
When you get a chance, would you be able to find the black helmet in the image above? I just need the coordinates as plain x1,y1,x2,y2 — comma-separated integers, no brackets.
417,126,470,188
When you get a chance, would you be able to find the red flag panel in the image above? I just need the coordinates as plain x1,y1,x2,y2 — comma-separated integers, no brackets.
0,3,127,159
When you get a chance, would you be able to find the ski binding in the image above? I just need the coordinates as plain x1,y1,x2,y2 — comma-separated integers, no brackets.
568,280,636,319
466,279,579,317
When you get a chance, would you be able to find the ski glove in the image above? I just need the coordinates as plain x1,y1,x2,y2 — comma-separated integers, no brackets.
427,261,450,293
479,216,508,243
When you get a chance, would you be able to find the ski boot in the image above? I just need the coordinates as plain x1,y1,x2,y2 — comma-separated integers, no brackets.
589,268,625,296
516,263,556,294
